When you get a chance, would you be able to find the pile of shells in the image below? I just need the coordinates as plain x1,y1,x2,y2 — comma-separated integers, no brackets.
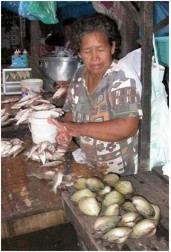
70,174,161,244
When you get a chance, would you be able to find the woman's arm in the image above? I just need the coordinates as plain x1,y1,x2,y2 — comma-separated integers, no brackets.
52,116,140,142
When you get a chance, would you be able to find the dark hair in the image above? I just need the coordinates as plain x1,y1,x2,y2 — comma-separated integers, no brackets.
70,14,122,59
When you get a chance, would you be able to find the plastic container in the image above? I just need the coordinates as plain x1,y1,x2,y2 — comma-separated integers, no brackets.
155,36,169,67
28,110,59,144
20,78,43,96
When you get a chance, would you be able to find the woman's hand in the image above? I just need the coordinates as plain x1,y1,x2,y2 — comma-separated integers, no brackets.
48,117,72,147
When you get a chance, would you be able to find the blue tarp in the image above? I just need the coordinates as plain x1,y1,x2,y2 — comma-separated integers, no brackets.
1,1,169,35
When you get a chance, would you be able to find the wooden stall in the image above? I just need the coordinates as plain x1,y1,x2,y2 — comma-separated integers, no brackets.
1,2,169,251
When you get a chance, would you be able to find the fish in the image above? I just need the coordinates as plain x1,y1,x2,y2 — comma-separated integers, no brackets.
8,144,23,157
1,113,11,123
50,171,64,194
27,170,55,180
41,160,63,167
1,97,20,103
52,87,67,99
12,146,25,157
16,108,32,126
1,108,6,116
31,103,55,111
1,118,15,127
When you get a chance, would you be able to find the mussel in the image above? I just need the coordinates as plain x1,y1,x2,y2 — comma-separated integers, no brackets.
103,190,125,206
132,195,155,218
102,226,132,243
70,188,96,204
94,215,121,234
78,196,101,216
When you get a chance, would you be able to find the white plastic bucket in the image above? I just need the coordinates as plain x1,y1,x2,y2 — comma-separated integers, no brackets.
20,78,43,96
28,110,59,144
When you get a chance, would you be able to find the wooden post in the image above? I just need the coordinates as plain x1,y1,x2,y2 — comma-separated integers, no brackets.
138,2,153,172
30,20,40,77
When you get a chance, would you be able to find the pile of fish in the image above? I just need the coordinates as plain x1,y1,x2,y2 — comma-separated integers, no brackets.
24,141,67,166
28,170,74,194
1,138,25,157
1,92,64,127
70,174,161,244
1,108,14,127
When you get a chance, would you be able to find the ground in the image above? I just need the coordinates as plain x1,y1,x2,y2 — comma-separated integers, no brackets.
1,223,80,251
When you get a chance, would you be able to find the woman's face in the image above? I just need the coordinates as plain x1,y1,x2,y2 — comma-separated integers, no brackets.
79,31,115,75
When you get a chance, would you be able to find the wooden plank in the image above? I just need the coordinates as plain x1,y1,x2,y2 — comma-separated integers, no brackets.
138,2,153,172
62,171,169,251
2,210,67,239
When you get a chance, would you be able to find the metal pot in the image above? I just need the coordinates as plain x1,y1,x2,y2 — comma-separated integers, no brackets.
40,55,79,82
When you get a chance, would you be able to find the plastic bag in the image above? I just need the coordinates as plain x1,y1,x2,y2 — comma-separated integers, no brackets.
28,1,58,24
19,1,38,20
150,35,169,168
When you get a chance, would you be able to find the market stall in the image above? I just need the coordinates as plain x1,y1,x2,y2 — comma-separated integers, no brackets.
1,1,169,251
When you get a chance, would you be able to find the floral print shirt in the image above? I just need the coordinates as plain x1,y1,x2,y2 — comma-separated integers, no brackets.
63,60,142,175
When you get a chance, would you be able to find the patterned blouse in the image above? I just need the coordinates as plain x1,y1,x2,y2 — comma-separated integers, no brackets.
63,60,142,175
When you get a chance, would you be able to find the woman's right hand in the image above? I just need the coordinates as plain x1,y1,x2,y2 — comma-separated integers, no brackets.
48,117,72,147
56,132,72,147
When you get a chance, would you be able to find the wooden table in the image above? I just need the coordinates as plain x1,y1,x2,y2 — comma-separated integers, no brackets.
62,169,169,251
1,95,169,250
1,94,100,239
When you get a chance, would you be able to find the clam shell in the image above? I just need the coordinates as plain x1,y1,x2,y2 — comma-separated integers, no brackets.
122,201,136,212
150,204,161,225
103,203,120,216
132,195,155,218
78,196,101,216
103,190,125,206
70,188,96,204
74,178,87,190
119,212,142,227
129,219,156,239
115,180,134,195
102,226,132,243
86,177,105,192
103,173,120,187
94,215,121,234
98,185,111,196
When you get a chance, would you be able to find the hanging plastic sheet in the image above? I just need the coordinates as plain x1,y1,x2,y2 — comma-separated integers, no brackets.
2,1,58,24
1,1,20,14
27,1,58,24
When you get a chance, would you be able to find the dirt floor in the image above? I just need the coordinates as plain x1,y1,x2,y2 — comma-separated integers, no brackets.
1,223,81,251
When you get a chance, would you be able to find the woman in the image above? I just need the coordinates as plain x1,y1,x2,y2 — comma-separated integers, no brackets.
48,14,142,175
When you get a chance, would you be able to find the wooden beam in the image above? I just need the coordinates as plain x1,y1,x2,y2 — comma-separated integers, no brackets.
30,20,40,77
138,2,153,172
121,1,141,28
153,17,169,34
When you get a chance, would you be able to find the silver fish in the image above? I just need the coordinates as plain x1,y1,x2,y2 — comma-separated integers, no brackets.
31,104,55,111
50,171,64,194
12,146,25,157
1,118,14,127
1,108,6,116
8,144,23,157
1,97,20,104
41,160,63,167
16,109,32,126
52,87,67,99
27,170,55,180
1,113,11,123
1,143,13,157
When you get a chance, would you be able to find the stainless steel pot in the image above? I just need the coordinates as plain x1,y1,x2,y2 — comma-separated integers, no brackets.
40,55,79,82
